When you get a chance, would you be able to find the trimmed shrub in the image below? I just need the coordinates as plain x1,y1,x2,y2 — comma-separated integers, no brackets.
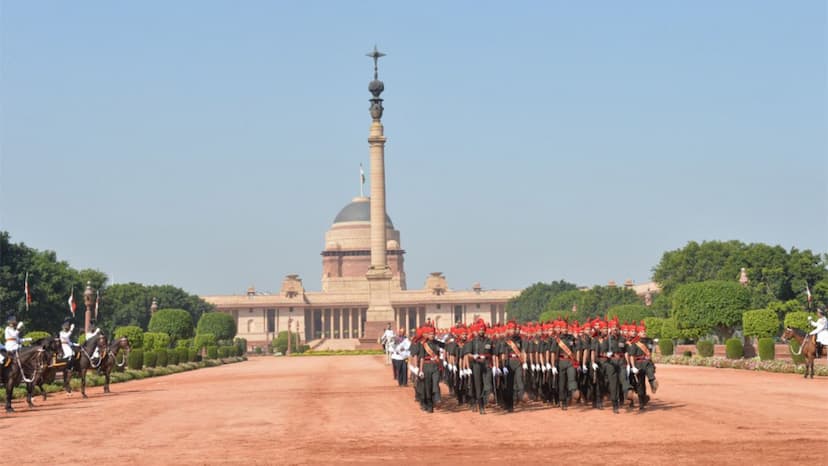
784,311,810,332
682,350,693,357
156,349,168,367
144,350,157,368
254,347,263,355
197,312,237,341
725,338,743,359
607,304,655,324
193,333,216,351
758,337,775,361
114,326,144,349
217,347,228,358
234,337,248,356
177,347,189,364
206,345,219,359
272,331,303,354
672,280,751,340
696,340,714,357
658,339,674,356
144,332,171,351
148,309,194,341
742,309,779,338
167,349,179,365
642,317,665,340
176,338,192,349
128,348,144,370
22,331,51,345
187,349,198,362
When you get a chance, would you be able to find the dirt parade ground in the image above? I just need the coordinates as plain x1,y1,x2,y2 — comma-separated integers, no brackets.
3,355,825,465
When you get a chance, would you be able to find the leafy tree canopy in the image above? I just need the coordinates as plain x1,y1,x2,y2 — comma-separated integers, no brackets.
506,280,577,322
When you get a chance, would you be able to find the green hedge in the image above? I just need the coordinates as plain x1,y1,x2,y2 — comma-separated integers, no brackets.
725,338,743,359
696,340,714,357
176,338,193,349
193,333,216,351
742,309,779,338
218,347,230,358
606,304,655,324
758,337,775,361
643,317,665,340
144,332,171,351
187,348,198,362
658,339,674,356
156,348,168,367
114,326,144,349
22,330,51,345
272,331,304,354
177,347,189,363
148,308,194,341
234,337,248,356
128,348,144,370
197,312,237,341
144,350,157,368
206,345,218,359
784,311,810,332
167,349,179,365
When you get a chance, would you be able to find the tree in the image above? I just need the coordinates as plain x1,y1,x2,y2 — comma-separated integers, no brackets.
742,309,780,338
148,309,194,341
671,280,751,341
546,286,641,321
100,282,214,335
506,280,577,322
197,312,236,341
606,304,655,324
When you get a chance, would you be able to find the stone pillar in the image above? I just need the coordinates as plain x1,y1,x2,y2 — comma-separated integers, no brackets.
339,310,344,339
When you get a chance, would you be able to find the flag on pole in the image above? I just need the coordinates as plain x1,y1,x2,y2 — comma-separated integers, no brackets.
806,284,812,305
24,272,32,310
68,288,77,316
95,289,100,319
359,163,366,197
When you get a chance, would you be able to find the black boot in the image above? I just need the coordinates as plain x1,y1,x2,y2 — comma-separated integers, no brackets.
562,399,568,411
612,400,619,414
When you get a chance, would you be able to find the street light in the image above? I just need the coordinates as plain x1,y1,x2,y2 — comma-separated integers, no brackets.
83,281,95,333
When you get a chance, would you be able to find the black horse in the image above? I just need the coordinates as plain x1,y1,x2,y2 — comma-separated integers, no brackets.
55,334,129,398
2,337,55,412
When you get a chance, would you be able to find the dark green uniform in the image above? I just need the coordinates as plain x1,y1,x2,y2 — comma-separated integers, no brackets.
591,335,615,410
607,334,631,406
502,335,524,412
627,337,657,409
577,334,592,403
417,339,442,413
554,334,579,409
467,334,493,414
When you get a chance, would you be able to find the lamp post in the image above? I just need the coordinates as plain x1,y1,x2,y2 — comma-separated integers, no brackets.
150,297,158,315
286,308,293,356
83,281,95,333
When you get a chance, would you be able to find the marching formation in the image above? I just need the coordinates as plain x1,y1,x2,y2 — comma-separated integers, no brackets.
389,317,659,414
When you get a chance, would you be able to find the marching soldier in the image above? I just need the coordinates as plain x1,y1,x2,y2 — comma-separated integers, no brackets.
417,326,442,413
606,318,628,413
552,320,578,410
467,320,494,414
626,321,659,410
501,321,524,412
591,319,615,411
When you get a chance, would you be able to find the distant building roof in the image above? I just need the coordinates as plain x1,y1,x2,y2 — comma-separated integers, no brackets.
333,197,393,227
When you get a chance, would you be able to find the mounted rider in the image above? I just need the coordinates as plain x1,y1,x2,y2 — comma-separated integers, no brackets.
3,315,31,367
59,317,79,368
807,307,828,359
85,319,103,364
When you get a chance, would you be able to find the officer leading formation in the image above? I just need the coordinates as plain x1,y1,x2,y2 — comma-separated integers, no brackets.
403,317,659,414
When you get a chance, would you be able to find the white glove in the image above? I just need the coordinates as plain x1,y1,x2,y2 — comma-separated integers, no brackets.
626,366,631,376
522,363,528,370
16,322,24,330
502,366,509,376
591,363,598,371
443,360,447,367
541,364,547,372
808,316,813,321
418,371,425,379
22,338,32,343
493,367,501,376
410,365,419,376
551,367,558,375
546,363,552,371
607,351,613,357
632,366,640,375
452,364,457,372
582,365,588,373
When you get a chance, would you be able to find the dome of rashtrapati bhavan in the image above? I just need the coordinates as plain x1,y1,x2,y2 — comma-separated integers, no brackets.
199,49,657,351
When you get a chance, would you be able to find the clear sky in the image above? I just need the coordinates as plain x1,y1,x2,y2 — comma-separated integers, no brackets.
1,1,826,296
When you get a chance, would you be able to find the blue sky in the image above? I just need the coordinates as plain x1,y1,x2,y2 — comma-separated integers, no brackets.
1,1,826,296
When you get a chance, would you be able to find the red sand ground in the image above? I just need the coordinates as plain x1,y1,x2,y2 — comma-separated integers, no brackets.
4,355,825,465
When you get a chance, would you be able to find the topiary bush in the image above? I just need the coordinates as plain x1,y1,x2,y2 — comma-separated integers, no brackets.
206,345,219,359
156,349,168,367
197,312,237,341
187,348,198,362
607,304,655,324
167,349,179,365
177,347,189,364
725,338,743,359
193,333,216,351
234,337,247,356
148,309,194,342
696,340,714,357
22,330,51,345
783,311,809,332
658,339,674,356
743,309,779,338
176,338,192,349
642,317,665,340
144,350,157,368
144,332,171,351
128,348,144,370
272,331,302,354
758,337,775,360
114,326,144,349
254,347,263,355
217,347,228,358
672,280,751,341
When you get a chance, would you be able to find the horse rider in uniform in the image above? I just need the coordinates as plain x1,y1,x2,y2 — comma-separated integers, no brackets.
3,315,31,367
807,307,828,360
59,317,79,369
85,319,103,364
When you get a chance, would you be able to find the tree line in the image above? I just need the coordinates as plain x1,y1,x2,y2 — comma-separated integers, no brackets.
0,231,215,335
507,240,827,342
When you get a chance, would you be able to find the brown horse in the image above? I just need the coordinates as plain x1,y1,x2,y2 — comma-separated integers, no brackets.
99,336,131,394
2,338,54,412
54,333,109,398
782,327,818,379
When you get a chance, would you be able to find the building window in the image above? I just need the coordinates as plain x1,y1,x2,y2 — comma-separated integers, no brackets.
247,319,254,333
267,309,275,333
436,304,441,310
454,305,463,324
476,303,480,309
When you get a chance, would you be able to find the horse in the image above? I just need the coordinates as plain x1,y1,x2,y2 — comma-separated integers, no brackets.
2,337,54,412
782,327,818,379
54,333,109,398
97,336,131,394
